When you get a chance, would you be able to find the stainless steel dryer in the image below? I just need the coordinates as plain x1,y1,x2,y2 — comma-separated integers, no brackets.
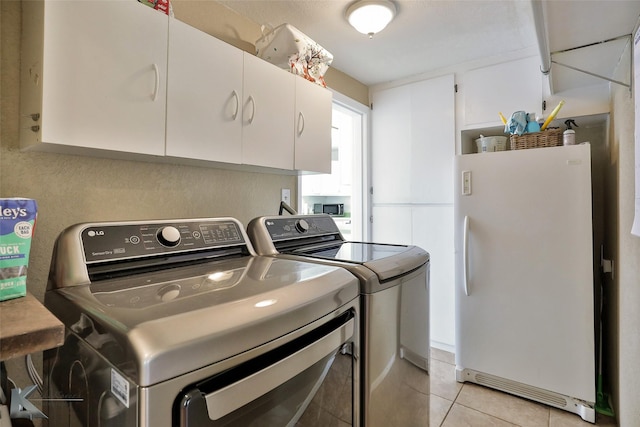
43,217,360,427
247,214,430,426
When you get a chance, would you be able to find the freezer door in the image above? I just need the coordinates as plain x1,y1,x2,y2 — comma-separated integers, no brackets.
454,144,595,402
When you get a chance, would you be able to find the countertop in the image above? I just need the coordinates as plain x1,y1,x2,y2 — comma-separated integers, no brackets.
0,292,64,360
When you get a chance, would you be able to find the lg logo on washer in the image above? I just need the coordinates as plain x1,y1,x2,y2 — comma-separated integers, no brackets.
87,230,105,237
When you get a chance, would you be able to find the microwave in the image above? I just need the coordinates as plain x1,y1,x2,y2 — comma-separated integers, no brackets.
313,203,344,216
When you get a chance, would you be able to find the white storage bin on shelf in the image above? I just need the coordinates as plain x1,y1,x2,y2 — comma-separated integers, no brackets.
475,135,507,153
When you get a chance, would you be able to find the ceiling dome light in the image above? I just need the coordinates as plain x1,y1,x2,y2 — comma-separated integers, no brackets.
346,0,397,38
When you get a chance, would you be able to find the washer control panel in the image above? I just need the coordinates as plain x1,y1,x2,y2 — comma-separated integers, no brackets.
264,215,340,241
81,220,245,263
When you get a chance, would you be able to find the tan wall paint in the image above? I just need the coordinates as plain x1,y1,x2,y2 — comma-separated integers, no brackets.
324,67,369,107
172,0,262,53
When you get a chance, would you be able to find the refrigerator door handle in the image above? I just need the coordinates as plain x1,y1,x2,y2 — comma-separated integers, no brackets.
463,215,470,296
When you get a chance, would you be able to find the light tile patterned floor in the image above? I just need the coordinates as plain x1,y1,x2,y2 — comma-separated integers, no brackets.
430,348,617,427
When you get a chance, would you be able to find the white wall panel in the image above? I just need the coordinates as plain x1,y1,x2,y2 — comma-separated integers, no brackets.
412,206,455,349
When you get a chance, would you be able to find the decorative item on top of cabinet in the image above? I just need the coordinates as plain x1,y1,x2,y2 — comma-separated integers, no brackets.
255,23,333,88
20,0,168,156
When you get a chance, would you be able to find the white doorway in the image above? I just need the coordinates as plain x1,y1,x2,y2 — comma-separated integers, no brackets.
299,95,368,241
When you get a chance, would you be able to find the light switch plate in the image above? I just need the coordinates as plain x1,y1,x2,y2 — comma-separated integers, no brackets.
462,171,472,195
281,188,291,204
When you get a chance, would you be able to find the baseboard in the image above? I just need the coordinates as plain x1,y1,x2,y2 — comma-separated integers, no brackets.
430,341,455,354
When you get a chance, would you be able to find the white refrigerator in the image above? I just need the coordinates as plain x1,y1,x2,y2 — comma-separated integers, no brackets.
454,143,596,422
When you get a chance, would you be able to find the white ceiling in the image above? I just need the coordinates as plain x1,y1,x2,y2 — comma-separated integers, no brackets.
219,0,640,89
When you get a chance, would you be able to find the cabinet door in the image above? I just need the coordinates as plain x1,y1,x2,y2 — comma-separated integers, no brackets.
463,56,542,127
242,53,295,170
294,79,332,173
371,74,455,204
37,1,168,155
166,19,242,163
371,85,413,204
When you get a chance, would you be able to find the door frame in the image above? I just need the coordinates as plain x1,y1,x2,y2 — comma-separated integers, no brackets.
298,90,371,241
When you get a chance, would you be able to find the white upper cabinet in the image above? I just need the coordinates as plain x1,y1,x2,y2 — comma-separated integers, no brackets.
20,0,168,155
294,78,332,174
166,18,242,164
241,53,295,170
462,56,542,128
167,23,331,172
20,3,331,173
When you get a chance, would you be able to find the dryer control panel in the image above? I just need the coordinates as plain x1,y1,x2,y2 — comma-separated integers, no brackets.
264,215,340,242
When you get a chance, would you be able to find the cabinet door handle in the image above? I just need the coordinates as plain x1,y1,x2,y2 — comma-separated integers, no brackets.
463,215,470,296
297,111,305,136
152,63,160,102
231,90,239,120
247,95,256,124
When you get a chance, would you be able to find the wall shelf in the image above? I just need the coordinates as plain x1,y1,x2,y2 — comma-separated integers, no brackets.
0,293,64,361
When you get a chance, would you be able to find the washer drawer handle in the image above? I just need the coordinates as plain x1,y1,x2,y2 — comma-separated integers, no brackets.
204,318,354,421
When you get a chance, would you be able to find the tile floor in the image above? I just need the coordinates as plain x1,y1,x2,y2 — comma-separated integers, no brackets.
430,348,617,427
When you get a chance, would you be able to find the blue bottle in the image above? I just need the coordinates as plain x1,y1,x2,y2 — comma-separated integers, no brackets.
526,112,540,133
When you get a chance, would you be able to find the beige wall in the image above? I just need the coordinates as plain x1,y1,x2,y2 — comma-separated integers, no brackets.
608,38,640,425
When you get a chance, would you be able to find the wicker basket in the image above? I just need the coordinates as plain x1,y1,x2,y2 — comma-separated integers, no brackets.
509,128,563,150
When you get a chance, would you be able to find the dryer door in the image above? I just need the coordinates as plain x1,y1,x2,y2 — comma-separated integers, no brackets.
176,311,356,426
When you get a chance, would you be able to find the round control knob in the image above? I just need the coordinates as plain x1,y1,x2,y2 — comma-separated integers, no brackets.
157,226,181,247
295,219,309,233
